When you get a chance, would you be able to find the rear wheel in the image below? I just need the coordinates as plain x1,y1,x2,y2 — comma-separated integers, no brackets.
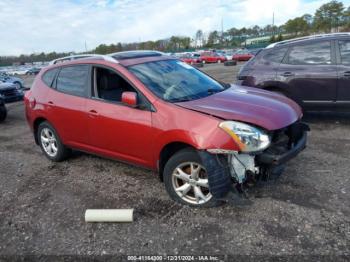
37,122,71,162
163,148,220,207
0,105,7,123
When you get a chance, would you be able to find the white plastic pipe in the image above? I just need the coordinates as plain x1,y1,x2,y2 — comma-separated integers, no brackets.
85,209,134,222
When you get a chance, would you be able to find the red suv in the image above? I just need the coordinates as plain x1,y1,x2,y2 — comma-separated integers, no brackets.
25,51,308,207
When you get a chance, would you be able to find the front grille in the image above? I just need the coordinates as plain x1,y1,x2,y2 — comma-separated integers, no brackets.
0,88,17,97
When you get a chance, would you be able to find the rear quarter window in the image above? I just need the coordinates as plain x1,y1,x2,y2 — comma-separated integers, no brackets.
56,65,89,97
263,47,288,63
339,40,350,65
42,68,59,87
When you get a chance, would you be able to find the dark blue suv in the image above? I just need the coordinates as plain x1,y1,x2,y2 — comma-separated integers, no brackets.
0,82,24,103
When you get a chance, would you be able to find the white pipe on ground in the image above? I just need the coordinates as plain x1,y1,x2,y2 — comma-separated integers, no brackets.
85,209,134,222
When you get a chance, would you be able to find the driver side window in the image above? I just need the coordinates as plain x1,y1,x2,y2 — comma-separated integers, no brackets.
92,67,134,102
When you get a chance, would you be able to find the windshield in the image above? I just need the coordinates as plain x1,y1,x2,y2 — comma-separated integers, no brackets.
128,59,225,102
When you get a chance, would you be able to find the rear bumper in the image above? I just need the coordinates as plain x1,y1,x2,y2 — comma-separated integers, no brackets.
256,131,307,166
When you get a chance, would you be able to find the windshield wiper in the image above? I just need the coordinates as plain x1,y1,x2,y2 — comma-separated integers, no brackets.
169,97,192,103
219,81,231,89
207,88,224,95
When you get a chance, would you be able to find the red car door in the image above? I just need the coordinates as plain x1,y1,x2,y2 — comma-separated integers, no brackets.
86,66,154,168
46,65,89,147
209,54,216,63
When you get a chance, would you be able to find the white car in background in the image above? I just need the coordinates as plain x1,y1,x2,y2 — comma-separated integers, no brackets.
0,73,25,89
7,68,28,76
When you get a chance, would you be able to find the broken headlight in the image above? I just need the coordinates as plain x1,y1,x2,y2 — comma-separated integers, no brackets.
219,121,270,153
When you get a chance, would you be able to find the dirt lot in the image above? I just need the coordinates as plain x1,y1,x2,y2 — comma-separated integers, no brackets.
0,63,349,260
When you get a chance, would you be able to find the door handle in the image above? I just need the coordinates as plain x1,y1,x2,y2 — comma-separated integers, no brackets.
343,71,350,77
281,72,295,77
48,101,54,105
89,109,99,116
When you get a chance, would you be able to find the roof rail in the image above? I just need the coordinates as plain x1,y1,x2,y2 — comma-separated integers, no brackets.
49,54,118,65
266,32,350,48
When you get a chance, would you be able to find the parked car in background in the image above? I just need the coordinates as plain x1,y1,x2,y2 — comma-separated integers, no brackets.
26,67,41,75
0,95,7,123
179,53,201,64
237,33,350,111
7,68,28,76
25,51,308,207
0,73,24,89
199,51,227,63
232,50,254,61
224,50,234,60
249,48,263,56
0,82,24,103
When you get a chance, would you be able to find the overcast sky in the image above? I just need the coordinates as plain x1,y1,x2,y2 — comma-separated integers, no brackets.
1,0,349,56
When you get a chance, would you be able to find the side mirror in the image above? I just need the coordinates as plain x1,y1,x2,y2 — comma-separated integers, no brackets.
121,91,137,107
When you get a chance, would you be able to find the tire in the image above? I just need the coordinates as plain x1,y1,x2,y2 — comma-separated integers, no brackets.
224,60,237,66
14,81,22,90
163,148,221,207
0,105,7,123
202,60,206,64
37,121,71,162
217,59,221,63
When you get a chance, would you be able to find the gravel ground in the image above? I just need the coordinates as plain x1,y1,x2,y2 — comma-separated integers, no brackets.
0,63,349,261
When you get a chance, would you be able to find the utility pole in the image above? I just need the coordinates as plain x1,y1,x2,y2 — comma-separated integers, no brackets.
272,12,275,36
221,17,224,47
85,41,87,53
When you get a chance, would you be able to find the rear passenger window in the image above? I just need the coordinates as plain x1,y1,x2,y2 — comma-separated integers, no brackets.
42,68,58,87
288,41,331,65
56,65,89,97
339,40,350,65
264,47,288,63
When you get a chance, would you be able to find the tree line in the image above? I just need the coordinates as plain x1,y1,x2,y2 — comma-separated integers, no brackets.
0,0,349,66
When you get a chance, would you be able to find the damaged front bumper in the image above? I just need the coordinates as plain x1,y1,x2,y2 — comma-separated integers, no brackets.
201,122,310,202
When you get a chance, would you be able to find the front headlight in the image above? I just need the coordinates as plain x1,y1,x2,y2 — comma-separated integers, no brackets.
219,121,270,152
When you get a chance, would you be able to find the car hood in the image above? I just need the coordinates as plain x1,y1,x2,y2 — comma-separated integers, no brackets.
0,82,15,89
8,76,23,83
176,85,302,131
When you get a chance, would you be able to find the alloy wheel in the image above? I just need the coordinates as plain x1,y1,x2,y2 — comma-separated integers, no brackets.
40,128,58,157
171,162,212,205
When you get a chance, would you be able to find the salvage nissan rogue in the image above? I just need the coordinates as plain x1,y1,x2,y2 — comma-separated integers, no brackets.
24,51,309,207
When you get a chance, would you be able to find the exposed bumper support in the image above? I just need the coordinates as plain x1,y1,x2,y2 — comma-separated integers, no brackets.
256,131,308,166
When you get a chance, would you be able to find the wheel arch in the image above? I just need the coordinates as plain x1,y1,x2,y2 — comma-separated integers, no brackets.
158,141,197,182
33,117,48,144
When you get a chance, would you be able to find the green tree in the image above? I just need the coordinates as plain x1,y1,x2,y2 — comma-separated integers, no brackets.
284,17,309,35
277,33,283,42
195,30,203,47
206,31,220,47
270,35,276,43
313,0,345,32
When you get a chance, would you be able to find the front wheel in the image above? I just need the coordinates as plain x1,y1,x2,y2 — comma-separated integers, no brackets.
37,121,71,162
163,148,221,207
